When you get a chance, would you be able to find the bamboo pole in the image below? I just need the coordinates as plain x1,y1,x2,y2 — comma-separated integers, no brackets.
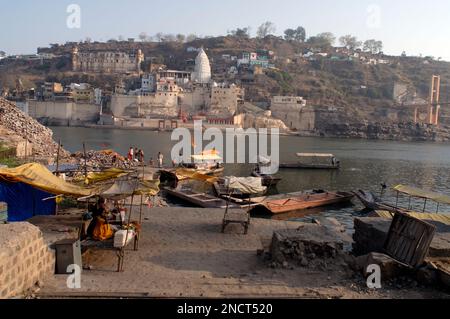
55,139,61,175
83,142,88,181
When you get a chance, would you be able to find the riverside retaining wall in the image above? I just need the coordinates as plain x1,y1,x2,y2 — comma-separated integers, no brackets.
0,222,55,299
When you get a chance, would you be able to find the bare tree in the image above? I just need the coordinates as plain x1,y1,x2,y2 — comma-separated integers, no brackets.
257,21,276,38
139,32,148,42
154,32,164,42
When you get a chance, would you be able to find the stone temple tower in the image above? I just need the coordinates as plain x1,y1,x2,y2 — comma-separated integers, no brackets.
192,48,211,84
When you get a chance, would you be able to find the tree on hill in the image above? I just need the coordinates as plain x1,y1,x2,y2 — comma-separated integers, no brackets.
228,27,251,38
284,26,306,42
176,34,186,43
154,32,164,42
257,21,276,38
363,39,383,54
307,32,335,47
186,34,197,42
139,32,148,42
339,35,362,50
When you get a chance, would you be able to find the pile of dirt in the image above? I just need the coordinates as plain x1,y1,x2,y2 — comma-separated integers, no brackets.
0,97,69,158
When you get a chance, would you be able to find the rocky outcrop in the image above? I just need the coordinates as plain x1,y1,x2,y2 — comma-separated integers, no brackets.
0,98,69,158
315,122,450,142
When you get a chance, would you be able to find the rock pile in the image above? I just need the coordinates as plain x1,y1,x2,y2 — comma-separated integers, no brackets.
268,226,349,269
0,97,69,158
71,149,140,170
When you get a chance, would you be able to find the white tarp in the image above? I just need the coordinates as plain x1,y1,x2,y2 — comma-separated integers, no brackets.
223,177,267,195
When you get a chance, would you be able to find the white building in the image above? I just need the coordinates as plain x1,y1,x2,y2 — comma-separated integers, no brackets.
191,48,212,84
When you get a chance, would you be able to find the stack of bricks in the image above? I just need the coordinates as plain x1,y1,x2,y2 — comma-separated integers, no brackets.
0,222,55,299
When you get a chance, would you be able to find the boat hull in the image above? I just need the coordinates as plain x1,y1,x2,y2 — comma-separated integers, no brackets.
279,163,340,169
250,191,354,215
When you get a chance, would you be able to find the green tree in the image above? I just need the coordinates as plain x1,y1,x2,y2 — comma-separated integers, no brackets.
307,32,335,47
363,39,383,54
284,27,306,42
339,35,362,50
229,27,251,38
176,34,186,43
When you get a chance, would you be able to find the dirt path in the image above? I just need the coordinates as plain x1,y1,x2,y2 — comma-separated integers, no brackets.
39,208,450,299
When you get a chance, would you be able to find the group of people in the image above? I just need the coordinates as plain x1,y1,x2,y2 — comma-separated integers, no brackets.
127,147,165,168
127,147,145,163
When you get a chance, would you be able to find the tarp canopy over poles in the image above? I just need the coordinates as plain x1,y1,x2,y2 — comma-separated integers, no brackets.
79,179,160,201
0,163,93,197
393,185,450,205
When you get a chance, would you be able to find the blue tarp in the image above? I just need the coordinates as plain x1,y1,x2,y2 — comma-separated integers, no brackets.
0,181,56,222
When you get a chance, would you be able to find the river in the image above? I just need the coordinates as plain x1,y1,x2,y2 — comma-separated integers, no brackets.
50,126,450,232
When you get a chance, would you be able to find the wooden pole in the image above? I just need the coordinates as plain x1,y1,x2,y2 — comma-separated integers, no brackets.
55,139,61,175
139,161,144,225
395,191,399,209
423,198,428,213
436,202,440,214
83,142,88,181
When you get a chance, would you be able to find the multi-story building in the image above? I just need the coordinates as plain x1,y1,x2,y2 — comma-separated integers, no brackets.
270,96,314,131
72,47,144,74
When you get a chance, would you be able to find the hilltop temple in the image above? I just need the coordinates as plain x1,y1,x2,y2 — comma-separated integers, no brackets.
110,48,244,120
191,48,212,84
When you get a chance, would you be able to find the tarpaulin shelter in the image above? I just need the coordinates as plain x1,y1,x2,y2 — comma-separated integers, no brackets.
222,177,267,195
0,163,93,221
80,179,160,201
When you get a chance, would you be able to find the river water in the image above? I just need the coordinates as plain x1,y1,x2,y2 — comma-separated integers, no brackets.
50,127,450,232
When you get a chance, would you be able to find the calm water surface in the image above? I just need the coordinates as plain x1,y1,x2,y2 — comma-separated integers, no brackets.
50,127,450,232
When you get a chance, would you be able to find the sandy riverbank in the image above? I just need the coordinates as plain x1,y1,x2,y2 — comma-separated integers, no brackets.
38,208,450,299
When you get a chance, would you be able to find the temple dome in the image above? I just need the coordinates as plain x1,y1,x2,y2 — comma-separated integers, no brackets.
192,48,211,84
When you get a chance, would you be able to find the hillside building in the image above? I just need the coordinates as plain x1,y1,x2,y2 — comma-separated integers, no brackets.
72,47,144,74
270,96,315,131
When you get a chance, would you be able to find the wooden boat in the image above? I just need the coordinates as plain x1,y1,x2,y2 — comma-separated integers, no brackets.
164,187,239,209
280,153,340,170
249,190,354,215
279,163,340,169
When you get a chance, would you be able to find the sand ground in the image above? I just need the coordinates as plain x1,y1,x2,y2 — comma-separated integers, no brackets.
38,208,450,299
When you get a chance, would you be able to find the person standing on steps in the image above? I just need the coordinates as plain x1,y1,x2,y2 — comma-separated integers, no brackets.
158,152,164,168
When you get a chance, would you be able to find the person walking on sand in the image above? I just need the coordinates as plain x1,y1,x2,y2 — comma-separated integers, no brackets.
158,152,164,168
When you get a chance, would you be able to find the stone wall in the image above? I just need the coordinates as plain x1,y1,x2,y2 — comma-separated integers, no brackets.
0,222,55,299
110,94,178,118
28,101,101,124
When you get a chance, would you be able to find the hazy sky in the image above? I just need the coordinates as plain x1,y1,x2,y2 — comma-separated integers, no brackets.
1,0,450,60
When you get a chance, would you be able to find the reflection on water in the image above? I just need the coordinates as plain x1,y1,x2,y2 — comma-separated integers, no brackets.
51,127,450,231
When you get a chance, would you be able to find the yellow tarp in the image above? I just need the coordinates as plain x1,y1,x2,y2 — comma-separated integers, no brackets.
393,185,450,205
374,210,450,225
175,168,219,184
0,163,93,197
73,168,128,185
